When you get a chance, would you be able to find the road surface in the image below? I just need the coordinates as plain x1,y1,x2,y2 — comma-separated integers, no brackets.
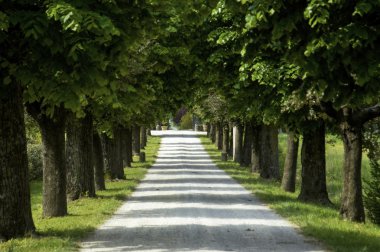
81,130,323,252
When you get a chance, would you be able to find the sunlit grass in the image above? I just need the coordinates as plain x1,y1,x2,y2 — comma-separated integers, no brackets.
0,136,161,252
201,134,380,252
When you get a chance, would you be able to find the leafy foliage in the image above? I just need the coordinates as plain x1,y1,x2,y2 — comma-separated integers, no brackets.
364,119,380,225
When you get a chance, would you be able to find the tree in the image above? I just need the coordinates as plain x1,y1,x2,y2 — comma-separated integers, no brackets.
0,83,35,240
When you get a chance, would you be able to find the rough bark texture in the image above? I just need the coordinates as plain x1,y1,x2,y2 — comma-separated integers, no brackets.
34,107,67,217
0,84,35,239
210,124,216,143
222,123,229,154
298,122,330,204
233,123,243,163
251,125,261,173
260,125,280,179
206,123,211,137
228,122,233,157
66,114,95,200
281,132,299,192
141,126,147,149
111,127,126,180
242,122,253,166
215,122,223,150
339,122,365,222
101,134,111,175
132,126,141,155
126,127,133,167
93,132,106,190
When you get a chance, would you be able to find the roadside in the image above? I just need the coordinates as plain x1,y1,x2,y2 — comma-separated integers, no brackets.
0,136,161,252
200,135,380,252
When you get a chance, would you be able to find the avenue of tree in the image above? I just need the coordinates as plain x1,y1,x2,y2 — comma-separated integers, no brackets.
0,0,379,240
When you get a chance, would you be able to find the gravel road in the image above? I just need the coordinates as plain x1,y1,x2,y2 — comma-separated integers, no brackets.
81,130,324,252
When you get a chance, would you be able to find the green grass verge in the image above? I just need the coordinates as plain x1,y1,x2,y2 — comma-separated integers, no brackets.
200,134,380,252
1,135,161,252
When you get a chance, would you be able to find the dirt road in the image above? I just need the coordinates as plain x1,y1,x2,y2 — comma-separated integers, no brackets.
81,130,323,252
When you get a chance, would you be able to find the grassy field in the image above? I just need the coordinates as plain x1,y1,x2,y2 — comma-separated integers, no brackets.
201,134,380,252
0,135,161,252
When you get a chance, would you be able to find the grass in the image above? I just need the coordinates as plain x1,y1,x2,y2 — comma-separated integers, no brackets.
200,134,380,252
0,135,161,252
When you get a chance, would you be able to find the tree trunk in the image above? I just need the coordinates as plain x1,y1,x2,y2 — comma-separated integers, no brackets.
132,126,141,155
66,113,95,200
339,122,365,222
260,125,280,179
210,124,216,143
242,122,253,166
215,122,223,150
126,127,133,166
251,125,261,173
206,123,211,137
111,126,126,180
222,123,229,155
93,132,105,190
298,121,330,204
36,108,67,217
101,134,111,175
0,84,35,240
233,123,243,163
281,132,299,192
228,122,233,157
141,126,147,149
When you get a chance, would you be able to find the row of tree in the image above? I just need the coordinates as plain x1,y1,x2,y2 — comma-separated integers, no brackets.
1,0,216,240
187,0,380,224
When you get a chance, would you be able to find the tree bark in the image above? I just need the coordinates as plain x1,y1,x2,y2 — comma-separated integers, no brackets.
101,133,111,175
126,127,133,166
66,113,95,200
339,122,365,222
233,123,243,163
93,132,105,190
281,132,299,192
0,84,35,239
228,122,233,157
111,126,126,180
30,106,67,217
222,123,229,155
132,126,141,155
215,122,223,150
141,126,147,149
210,124,216,143
242,122,253,166
260,125,280,179
251,125,261,173
298,121,330,204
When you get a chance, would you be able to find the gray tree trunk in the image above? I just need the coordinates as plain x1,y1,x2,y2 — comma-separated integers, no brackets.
222,123,229,155
93,132,105,190
260,125,280,179
112,126,126,179
29,105,67,217
66,113,95,200
281,132,299,192
132,126,141,155
251,124,261,173
298,121,330,204
242,122,253,166
215,122,223,150
340,122,365,222
233,123,243,163
141,126,147,149
0,84,35,239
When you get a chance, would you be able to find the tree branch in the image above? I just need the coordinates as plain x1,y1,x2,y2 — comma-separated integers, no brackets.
352,104,380,124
